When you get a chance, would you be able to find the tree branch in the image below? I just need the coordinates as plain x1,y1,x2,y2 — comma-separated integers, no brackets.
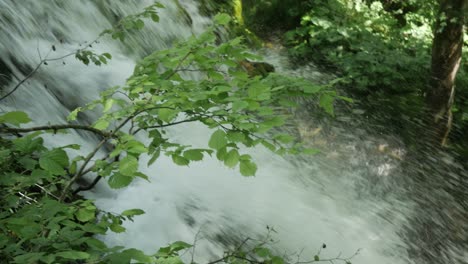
0,124,114,138
0,37,102,102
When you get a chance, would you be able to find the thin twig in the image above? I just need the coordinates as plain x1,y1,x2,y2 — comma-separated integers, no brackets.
0,37,101,102
133,117,199,134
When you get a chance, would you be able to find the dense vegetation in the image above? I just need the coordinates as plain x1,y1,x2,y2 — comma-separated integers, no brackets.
240,0,468,156
0,4,356,264
1,0,467,263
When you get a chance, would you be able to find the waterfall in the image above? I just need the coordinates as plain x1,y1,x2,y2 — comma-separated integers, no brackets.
1,1,466,264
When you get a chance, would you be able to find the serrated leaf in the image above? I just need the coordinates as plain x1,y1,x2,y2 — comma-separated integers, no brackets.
208,130,227,150
158,108,178,122
239,159,257,176
0,111,31,126
214,13,231,25
183,149,204,161
108,173,133,189
224,149,239,168
172,155,189,166
125,140,147,154
39,148,69,175
110,222,126,233
227,131,245,142
119,156,138,176
93,119,110,130
76,208,95,222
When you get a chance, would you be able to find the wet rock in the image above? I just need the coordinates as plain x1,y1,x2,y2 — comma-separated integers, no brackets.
238,59,275,77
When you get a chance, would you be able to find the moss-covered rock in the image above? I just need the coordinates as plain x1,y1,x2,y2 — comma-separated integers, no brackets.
239,59,275,77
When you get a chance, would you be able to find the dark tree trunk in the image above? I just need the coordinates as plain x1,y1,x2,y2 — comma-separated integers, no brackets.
427,0,467,146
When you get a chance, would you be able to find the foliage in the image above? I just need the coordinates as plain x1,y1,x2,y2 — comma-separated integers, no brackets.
282,0,468,156
0,6,349,263
241,0,310,36
285,0,434,94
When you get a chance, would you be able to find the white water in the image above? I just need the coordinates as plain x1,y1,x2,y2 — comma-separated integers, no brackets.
1,1,466,264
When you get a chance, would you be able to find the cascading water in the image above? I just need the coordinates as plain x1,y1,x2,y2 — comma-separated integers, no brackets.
1,1,466,264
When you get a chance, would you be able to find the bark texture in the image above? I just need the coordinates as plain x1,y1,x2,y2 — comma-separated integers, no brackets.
427,0,467,145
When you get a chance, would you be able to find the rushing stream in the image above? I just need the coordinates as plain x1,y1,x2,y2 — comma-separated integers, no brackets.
1,1,466,263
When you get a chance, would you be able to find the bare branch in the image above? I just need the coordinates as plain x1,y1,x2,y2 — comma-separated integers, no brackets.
0,37,102,102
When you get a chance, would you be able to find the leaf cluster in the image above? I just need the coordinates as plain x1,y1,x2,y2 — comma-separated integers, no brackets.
0,8,343,264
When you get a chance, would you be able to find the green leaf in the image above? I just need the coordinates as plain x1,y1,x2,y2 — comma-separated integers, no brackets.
0,111,31,126
208,129,227,150
148,149,161,166
39,148,69,175
110,222,126,233
183,149,204,161
76,208,95,222
55,251,90,260
232,100,249,112
255,247,271,258
119,155,138,176
68,107,82,121
125,140,147,154
214,13,231,25
86,238,107,250
158,108,178,122
103,99,114,113
151,13,160,22
93,119,110,130
224,149,239,168
227,131,245,142
172,155,189,166
169,241,192,252
320,94,335,116
108,173,133,189
121,209,145,217
14,253,45,263
239,159,257,176
303,148,320,155
272,256,285,264
303,84,322,94
135,19,145,30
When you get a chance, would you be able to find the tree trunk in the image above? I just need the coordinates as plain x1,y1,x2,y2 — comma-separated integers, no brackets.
427,0,467,146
